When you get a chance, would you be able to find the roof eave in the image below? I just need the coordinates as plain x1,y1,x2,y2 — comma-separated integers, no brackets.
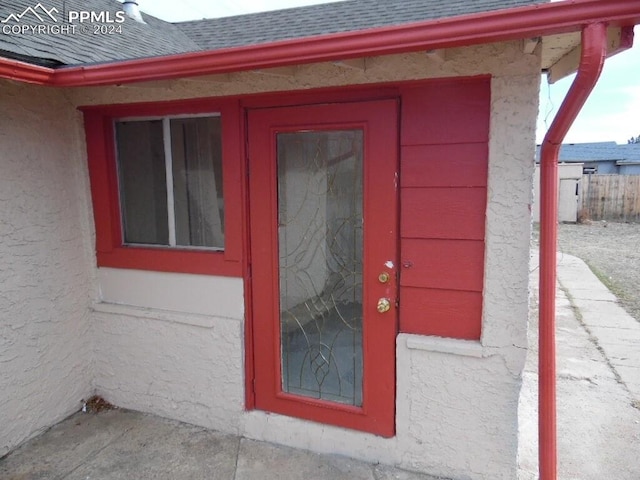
0,56,54,84
1,0,639,87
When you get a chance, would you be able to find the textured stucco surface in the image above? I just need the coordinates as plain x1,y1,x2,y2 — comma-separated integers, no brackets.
397,339,525,479
0,81,95,455
92,270,245,432
93,308,244,435
0,39,540,480
484,71,540,365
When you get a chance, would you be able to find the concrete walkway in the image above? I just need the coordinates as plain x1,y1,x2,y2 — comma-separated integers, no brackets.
519,251,640,480
1,252,639,480
0,409,443,480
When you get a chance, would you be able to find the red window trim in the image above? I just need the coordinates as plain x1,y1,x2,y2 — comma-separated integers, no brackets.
81,98,243,276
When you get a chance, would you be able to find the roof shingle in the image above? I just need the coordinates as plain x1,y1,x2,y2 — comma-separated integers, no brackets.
0,0,546,67
176,0,546,52
0,0,200,66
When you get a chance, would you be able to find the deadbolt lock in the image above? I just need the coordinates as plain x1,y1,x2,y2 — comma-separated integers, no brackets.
377,298,391,313
378,272,390,283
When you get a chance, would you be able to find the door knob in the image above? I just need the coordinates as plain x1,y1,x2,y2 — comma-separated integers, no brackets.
377,298,391,313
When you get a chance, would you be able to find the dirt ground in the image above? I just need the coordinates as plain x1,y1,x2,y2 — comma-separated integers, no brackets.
535,221,640,323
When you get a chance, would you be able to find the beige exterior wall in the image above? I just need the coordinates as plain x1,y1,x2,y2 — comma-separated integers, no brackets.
0,39,540,479
0,81,95,455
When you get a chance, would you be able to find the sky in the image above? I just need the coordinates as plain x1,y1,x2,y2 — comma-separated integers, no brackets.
136,0,640,146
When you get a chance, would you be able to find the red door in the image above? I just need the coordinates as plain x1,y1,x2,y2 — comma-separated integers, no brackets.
248,100,398,436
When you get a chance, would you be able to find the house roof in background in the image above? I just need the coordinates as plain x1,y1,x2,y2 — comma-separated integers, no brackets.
535,142,640,164
0,0,545,67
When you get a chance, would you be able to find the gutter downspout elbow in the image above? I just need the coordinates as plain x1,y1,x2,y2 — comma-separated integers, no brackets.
538,22,609,480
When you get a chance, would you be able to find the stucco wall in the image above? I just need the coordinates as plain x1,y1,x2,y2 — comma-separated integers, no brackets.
92,269,245,434
0,39,540,479
0,81,95,455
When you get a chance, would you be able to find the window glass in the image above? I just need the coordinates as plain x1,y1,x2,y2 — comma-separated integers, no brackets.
115,115,224,249
116,120,168,245
170,117,224,248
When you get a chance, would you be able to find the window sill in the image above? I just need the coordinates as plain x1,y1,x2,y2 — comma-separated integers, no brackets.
402,333,484,357
97,246,242,276
92,302,235,328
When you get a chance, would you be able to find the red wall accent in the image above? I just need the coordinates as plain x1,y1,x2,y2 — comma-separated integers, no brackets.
398,78,490,340
400,239,485,291
401,80,490,145
401,144,488,187
401,188,487,240
400,288,483,339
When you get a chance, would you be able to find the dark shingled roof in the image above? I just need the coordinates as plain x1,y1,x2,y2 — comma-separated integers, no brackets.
535,142,640,164
176,0,547,51
0,0,200,66
0,0,546,68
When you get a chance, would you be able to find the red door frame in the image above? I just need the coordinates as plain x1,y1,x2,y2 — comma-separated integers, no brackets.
247,100,399,436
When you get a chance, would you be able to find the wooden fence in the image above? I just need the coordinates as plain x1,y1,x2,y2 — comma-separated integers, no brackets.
579,174,640,222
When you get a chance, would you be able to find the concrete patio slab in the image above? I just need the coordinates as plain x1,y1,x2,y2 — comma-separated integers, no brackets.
588,325,640,343
0,409,141,480
571,299,640,329
598,341,640,368
614,365,640,396
556,252,640,402
0,411,444,480
233,438,429,480
66,413,239,480
555,253,618,301
0,410,240,480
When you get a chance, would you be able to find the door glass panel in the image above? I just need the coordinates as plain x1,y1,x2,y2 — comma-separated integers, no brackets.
277,130,364,406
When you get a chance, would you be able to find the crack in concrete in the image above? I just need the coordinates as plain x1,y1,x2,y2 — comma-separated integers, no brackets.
231,436,242,480
558,373,598,385
559,281,628,392
371,464,382,480
58,418,135,480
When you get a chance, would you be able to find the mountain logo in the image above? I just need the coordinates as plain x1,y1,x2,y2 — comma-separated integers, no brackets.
1,3,59,23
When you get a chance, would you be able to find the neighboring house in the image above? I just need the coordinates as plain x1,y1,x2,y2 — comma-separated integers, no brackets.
1,1,638,479
532,142,640,222
535,141,640,174
616,144,640,174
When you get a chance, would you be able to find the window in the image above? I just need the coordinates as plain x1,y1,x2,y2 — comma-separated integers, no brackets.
115,116,224,249
82,99,242,276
